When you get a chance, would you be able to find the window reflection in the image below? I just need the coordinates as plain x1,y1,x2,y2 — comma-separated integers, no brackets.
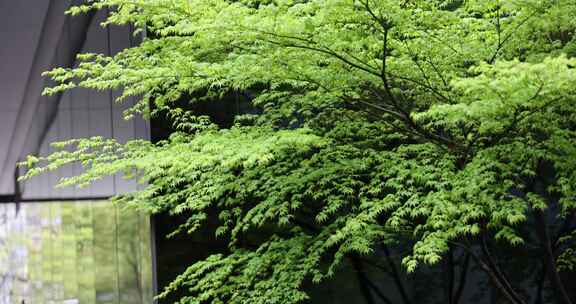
0,201,153,304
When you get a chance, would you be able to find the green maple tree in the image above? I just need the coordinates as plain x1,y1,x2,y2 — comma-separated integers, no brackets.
23,1,576,303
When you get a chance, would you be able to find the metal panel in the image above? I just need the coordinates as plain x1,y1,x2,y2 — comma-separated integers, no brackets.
20,10,149,199
0,0,94,193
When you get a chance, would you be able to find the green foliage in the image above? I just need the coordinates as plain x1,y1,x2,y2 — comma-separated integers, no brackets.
23,0,576,302
558,231,576,273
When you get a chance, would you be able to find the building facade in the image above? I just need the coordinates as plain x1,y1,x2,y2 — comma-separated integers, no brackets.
0,1,155,303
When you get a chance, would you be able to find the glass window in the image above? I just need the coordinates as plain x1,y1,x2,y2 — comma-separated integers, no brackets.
0,201,153,304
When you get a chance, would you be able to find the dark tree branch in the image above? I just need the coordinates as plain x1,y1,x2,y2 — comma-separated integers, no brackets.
378,30,458,149
359,0,390,32
351,256,377,304
382,244,413,304
533,261,546,304
364,275,395,304
403,41,436,92
380,28,395,103
450,241,526,304
386,72,454,104
480,233,526,304
533,208,574,304
248,26,381,76
246,15,461,153
266,39,381,77
447,248,455,304
487,90,563,147
525,162,574,304
425,57,449,88
495,3,502,58
452,252,470,304
488,8,539,63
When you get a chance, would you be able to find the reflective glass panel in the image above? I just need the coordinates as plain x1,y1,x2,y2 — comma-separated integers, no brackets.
0,201,153,304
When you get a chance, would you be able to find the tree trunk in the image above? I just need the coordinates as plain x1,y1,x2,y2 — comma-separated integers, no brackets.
533,209,574,304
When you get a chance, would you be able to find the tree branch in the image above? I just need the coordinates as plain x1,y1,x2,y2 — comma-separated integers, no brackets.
450,241,526,304
266,39,381,77
351,256,377,304
480,233,526,304
447,248,455,304
382,244,413,304
533,208,574,304
452,253,470,304
533,261,546,304
364,275,395,304
488,8,539,63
